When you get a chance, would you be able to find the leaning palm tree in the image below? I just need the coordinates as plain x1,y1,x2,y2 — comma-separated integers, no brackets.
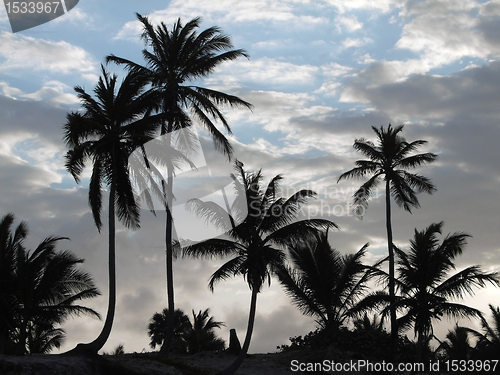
64,66,160,354
0,213,100,355
337,124,438,354
184,162,336,375
107,14,252,355
276,230,372,334
358,222,499,361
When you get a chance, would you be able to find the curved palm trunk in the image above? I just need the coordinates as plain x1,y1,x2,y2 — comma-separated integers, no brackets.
217,289,258,375
85,183,116,353
385,179,397,360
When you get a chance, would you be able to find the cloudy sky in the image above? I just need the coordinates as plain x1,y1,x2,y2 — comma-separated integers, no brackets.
1,0,500,355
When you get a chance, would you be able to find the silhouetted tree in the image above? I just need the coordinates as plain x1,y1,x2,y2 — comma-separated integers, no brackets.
0,213,100,355
183,308,225,354
466,304,500,360
357,222,499,361
64,67,160,354
107,14,252,355
184,162,336,375
436,324,474,360
276,230,372,333
338,124,437,355
148,308,191,353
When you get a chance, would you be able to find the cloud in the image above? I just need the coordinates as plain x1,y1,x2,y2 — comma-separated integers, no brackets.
341,37,373,49
212,58,319,87
115,0,329,41
340,61,500,119
0,31,97,76
336,14,364,32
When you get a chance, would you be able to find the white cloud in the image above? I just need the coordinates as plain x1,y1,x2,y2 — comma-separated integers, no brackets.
115,0,328,40
205,57,319,87
327,0,398,14
336,14,363,32
341,37,373,49
0,80,79,105
52,8,95,29
0,31,97,75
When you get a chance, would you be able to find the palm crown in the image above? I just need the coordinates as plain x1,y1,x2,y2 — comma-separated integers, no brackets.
338,124,437,216
184,162,337,293
276,231,372,332
64,66,160,230
107,14,252,155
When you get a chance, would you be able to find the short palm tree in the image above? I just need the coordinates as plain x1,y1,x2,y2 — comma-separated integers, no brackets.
64,66,160,354
148,308,191,353
0,213,100,355
107,14,252,355
466,304,500,359
337,124,438,354
184,162,336,375
183,308,225,354
276,230,372,333
436,324,474,360
0,212,26,354
359,222,499,361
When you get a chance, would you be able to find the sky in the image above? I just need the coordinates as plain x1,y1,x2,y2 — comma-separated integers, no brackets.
1,0,500,355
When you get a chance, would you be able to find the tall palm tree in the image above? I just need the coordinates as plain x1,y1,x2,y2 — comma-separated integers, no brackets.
359,222,499,361
337,124,438,354
0,213,100,355
184,162,336,375
107,14,252,355
64,66,160,354
276,230,372,333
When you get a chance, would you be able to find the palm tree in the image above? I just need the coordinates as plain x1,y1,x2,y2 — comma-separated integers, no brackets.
64,66,160,354
183,308,225,354
435,324,474,360
466,304,500,359
0,213,100,355
148,308,191,353
276,230,372,334
184,162,336,375
107,14,252,355
359,222,499,361
0,213,26,354
337,124,438,354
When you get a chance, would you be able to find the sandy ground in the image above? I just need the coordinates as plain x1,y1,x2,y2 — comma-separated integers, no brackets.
0,349,383,375
0,351,317,375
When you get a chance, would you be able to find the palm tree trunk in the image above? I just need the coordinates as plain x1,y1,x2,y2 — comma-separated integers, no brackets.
159,176,175,355
217,288,258,375
160,121,175,356
86,183,117,353
385,179,397,361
